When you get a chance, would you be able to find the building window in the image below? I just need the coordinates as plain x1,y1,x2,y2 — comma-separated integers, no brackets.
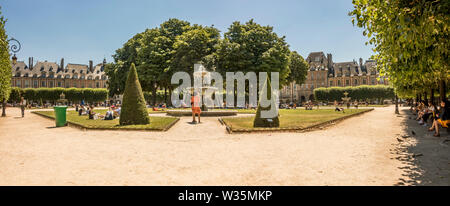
73,82,77,87
16,80,21,87
363,79,367,84
330,81,333,86
354,79,358,85
65,82,70,88
338,80,341,86
24,80,29,88
49,81,54,88
34,80,38,88
96,82,100,88
346,80,349,86
57,81,62,87
41,81,46,87
371,78,376,85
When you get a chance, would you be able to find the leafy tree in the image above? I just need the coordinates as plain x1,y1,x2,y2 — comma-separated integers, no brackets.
120,63,150,125
286,51,309,85
0,7,11,117
172,25,220,75
349,0,449,101
214,19,291,86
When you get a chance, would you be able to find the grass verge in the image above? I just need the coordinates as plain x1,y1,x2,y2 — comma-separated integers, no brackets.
32,109,179,131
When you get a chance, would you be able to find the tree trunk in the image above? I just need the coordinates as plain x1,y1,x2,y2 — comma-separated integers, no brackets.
168,87,173,107
164,87,168,105
151,82,157,106
424,92,428,103
431,88,435,105
395,94,399,114
439,79,447,102
1,99,6,117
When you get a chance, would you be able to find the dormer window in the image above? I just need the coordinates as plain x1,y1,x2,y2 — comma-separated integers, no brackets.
49,67,53,72
40,66,45,71
15,72,21,77
16,67,21,71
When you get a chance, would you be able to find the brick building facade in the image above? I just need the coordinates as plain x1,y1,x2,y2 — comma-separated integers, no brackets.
11,57,108,89
281,51,388,103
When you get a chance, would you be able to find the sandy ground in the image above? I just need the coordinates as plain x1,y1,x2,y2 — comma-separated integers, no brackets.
0,106,448,186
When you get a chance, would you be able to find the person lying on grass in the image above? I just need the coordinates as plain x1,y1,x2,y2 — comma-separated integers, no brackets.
428,100,450,137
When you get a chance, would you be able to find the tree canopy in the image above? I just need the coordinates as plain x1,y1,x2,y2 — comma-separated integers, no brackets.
0,7,11,116
349,0,449,100
106,18,307,106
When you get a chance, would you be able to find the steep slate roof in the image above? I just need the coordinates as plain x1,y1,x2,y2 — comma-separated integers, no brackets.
306,52,328,71
11,59,107,80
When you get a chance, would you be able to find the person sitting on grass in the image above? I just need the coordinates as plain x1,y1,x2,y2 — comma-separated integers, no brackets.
191,92,201,124
88,105,96,120
103,107,114,120
78,105,87,116
428,100,449,137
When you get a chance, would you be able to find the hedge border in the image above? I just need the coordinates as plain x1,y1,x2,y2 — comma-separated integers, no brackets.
220,108,374,134
31,111,180,132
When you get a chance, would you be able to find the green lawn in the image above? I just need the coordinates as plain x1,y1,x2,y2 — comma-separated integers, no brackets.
222,109,372,131
33,109,179,131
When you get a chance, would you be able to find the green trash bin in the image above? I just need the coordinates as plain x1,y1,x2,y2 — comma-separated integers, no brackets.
54,106,68,127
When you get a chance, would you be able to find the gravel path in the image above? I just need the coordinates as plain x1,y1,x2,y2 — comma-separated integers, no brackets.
0,106,448,185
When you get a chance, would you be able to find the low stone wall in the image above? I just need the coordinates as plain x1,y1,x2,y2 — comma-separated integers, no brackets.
167,110,238,117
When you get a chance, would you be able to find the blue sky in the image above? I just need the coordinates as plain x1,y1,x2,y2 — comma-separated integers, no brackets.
0,0,373,65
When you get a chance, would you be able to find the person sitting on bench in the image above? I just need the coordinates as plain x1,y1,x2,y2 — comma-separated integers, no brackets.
429,100,449,137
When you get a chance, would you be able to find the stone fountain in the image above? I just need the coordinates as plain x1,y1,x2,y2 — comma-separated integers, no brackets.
167,64,237,117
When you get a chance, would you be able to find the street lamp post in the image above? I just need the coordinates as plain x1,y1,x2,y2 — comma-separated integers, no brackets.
1,38,21,117
8,38,21,64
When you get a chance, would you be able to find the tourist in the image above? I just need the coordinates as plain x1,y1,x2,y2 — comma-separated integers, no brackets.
75,104,79,112
19,96,26,118
115,104,121,116
354,100,359,109
104,107,114,120
191,92,201,124
428,100,449,137
88,105,95,120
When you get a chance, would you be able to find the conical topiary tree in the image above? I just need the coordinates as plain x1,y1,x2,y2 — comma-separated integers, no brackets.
253,76,279,127
119,63,150,125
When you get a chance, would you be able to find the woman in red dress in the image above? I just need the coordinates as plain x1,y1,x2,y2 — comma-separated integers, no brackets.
191,92,201,123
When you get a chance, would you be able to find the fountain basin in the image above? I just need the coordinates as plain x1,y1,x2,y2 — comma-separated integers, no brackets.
167,110,238,117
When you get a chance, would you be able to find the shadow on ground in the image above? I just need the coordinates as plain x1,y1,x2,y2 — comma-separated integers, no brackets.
393,108,450,186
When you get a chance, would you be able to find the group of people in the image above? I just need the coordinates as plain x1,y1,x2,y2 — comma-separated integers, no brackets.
76,104,121,121
411,99,449,137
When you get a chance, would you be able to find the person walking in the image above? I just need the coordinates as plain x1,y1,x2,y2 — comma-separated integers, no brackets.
191,92,201,124
19,96,26,118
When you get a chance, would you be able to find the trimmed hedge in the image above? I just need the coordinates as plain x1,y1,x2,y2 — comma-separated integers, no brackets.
313,85,395,102
8,87,108,104
119,63,150,125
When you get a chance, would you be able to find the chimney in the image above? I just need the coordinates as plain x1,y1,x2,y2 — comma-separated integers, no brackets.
89,60,93,72
60,58,64,70
359,58,363,66
327,53,333,69
28,57,32,70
